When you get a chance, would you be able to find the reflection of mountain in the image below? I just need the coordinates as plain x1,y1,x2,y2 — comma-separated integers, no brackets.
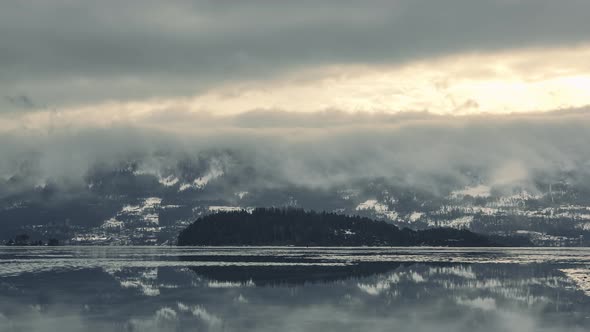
2,260,590,332
185,262,405,286
2,245,590,331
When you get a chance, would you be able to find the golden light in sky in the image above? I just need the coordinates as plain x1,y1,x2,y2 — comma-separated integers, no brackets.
3,44,590,132
181,44,590,116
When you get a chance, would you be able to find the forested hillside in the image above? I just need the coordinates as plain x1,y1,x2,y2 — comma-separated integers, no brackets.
177,208,505,246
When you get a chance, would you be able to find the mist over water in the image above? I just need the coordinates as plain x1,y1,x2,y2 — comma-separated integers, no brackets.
1,247,589,332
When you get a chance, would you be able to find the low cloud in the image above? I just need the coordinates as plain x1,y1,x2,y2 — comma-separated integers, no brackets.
1,109,589,198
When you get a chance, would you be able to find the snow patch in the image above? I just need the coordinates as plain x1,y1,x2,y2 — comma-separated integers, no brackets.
344,229,355,236
179,160,224,192
447,216,474,229
101,218,124,229
144,197,162,208
120,197,162,225
498,190,542,206
338,189,360,200
208,206,252,213
356,199,388,213
451,185,491,198
409,212,423,222
356,199,398,221
159,175,179,187
133,168,180,188
235,191,249,199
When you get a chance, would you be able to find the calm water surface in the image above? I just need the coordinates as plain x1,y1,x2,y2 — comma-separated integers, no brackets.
1,247,589,332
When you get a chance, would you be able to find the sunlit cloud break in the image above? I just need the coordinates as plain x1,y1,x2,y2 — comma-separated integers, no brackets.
170,45,590,116
3,44,590,132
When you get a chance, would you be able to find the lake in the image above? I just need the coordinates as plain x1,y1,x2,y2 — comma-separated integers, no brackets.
1,247,589,331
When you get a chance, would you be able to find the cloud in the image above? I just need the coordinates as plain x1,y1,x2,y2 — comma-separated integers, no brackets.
1,0,590,109
3,44,590,121
4,95,36,110
456,297,497,311
1,109,589,198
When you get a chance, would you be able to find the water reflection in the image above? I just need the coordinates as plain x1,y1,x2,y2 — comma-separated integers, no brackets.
0,247,589,331
186,262,405,285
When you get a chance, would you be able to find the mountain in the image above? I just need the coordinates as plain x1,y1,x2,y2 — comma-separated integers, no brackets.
177,208,497,247
1,152,589,246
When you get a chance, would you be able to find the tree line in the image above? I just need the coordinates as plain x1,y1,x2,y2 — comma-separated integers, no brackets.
4,234,60,246
178,208,500,246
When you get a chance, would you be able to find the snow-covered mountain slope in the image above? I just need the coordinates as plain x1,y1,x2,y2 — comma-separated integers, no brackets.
2,156,590,246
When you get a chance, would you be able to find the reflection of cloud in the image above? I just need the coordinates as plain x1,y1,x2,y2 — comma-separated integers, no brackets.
0,307,88,332
456,297,497,311
128,307,179,332
234,294,249,304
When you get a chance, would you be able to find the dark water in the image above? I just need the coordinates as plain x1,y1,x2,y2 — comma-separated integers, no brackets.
1,247,589,332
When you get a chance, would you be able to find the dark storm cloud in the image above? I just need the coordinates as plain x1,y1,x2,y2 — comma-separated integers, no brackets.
1,0,589,108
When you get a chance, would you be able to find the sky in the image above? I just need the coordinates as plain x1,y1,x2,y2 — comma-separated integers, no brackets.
2,0,590,127
1,1,590,192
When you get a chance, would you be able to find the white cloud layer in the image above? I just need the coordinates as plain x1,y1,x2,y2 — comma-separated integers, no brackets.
1,109,589,196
